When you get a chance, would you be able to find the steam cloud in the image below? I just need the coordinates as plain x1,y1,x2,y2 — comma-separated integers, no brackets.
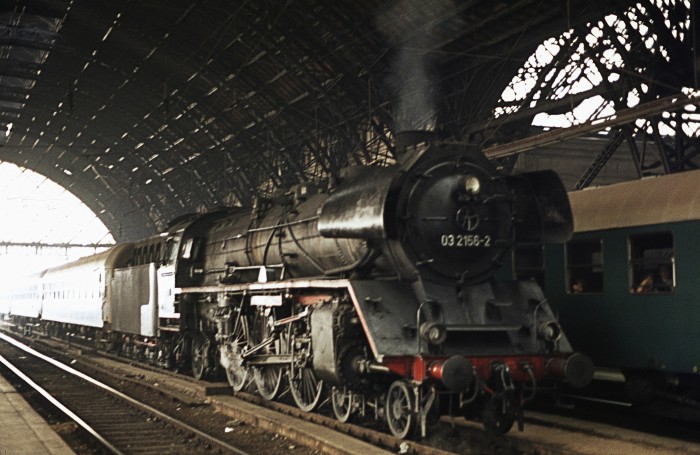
377,0,463,132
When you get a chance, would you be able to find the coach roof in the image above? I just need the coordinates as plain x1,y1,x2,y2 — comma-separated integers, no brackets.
569,169,700,232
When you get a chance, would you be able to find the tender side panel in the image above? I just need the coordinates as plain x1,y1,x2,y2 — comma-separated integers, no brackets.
111,264,158,337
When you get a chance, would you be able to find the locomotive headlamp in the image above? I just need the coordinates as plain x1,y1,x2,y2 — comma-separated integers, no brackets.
420,321,447,345
463,175,481,195
538,321,563,342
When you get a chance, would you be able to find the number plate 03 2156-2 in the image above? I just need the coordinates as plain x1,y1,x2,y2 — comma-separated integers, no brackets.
440,234,491,247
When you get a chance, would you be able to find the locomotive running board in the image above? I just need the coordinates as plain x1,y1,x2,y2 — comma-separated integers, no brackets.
176,279,353,295
176,278,421,360
176,278,546,361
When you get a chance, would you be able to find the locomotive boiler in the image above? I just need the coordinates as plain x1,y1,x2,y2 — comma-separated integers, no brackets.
173,132,593,437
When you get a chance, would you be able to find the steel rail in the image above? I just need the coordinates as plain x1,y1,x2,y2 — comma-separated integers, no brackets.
0,352,125,455
0,332,251,455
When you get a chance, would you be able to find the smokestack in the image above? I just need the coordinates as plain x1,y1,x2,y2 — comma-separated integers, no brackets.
393,129,435,166
394,130,433,154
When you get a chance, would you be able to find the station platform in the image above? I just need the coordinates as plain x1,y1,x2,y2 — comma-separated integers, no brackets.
0,373,75,454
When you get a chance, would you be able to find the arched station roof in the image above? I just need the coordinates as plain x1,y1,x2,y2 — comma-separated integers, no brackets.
3,0,693,242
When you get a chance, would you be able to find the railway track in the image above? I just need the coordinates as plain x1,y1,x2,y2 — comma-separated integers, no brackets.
3,328,700,455
0,332,258,455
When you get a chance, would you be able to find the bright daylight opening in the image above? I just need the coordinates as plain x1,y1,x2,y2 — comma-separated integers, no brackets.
496,0,699,137
0,162,115,286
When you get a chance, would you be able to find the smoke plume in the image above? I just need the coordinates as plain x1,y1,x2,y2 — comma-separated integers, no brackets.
376,0,463,132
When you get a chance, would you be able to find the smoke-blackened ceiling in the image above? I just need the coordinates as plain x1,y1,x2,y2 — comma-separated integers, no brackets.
2,0,690,242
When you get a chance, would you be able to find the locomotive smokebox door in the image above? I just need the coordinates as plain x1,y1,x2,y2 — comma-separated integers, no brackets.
392,147,515,285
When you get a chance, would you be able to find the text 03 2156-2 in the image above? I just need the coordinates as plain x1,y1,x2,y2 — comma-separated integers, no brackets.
440,234,491,247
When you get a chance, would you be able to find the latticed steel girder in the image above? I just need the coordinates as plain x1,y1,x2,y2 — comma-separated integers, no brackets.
486,0,699,186
574,107,700,191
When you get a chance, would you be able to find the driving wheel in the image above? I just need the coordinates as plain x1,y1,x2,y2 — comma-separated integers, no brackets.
289,361,324,412
191,333,209,380
224,315,250,391
385,380,416,439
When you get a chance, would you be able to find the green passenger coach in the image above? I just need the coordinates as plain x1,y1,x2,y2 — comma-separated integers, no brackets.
511,169,700,403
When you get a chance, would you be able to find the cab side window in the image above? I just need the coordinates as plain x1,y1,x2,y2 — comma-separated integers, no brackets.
181,237,202,260
181,238,194,259
566,239,603,294
629,232,674,294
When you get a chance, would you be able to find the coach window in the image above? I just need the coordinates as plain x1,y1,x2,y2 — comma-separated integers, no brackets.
512,244,545,289
629,232,674,294
566,239,603,293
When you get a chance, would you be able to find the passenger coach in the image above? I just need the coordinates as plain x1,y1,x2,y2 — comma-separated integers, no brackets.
510,169,700,404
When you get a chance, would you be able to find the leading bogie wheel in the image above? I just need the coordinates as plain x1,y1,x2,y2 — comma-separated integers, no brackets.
385,380,416,439
331,386,355,423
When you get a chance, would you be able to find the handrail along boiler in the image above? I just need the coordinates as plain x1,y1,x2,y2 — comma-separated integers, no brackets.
174,132,593,437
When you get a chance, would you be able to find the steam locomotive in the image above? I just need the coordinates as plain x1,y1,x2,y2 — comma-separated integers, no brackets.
0,133,592,438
